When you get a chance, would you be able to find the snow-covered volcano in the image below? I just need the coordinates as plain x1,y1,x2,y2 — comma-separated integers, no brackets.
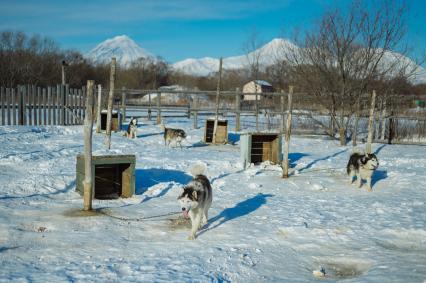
85,35,154,66
172,38,426,84
172,38,297,76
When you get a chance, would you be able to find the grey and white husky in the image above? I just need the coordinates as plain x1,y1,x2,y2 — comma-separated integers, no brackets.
347,151,379,191
178,163,212,240
163,127,186,148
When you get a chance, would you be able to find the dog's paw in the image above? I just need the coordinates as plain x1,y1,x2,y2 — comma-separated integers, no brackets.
187,235,195,240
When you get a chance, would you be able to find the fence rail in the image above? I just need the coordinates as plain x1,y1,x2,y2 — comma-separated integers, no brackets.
1,85,426,145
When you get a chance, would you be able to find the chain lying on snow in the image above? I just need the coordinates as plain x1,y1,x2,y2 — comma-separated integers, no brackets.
290,167,344,177
97,209,181,222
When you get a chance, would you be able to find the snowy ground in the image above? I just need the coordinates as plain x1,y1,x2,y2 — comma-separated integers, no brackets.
0,118,425,282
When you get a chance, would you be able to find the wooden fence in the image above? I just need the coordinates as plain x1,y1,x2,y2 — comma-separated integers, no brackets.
0,85,86,126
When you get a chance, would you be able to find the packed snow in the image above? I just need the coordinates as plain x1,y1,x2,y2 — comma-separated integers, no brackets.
0,117,425,282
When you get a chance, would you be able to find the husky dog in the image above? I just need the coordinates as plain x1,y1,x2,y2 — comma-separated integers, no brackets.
347,151,379,191
125,117,138,138
163,127,186,148
178,164,212,240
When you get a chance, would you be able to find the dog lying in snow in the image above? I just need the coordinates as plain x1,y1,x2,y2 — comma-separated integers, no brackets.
124,117,138,139
347,150,379,191
178,163,212,240
162,125,186,148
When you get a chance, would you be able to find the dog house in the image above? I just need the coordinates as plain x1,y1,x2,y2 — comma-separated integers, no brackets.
76,154,136,199
240,133,282,168
204,118,228,144
100,110,121,132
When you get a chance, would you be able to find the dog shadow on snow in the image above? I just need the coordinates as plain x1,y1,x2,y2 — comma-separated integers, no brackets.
135,168,192,203
372,170,388,186
198,193,274,236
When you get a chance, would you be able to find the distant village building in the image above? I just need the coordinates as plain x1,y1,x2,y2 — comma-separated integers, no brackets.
242,80,274,101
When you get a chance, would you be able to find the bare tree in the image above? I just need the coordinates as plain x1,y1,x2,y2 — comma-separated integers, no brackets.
280,0,420,145
243,29,265,82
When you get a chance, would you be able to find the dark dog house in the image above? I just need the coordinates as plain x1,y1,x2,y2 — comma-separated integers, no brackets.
76,154,135,199
100,110,121,132
204,118,228,144
240,133,282,168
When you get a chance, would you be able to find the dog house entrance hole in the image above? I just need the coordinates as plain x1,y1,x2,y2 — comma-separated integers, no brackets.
251,134,279,164
94,163,129,199
100,111,120,132
204,119,228,143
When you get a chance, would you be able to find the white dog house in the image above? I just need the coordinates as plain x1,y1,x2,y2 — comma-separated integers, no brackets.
242,80,274,101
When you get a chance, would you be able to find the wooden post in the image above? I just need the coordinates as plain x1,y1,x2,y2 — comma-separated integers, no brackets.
366,90,376,154
11,88,16,125
61,85,69,125
374,97,382,140
255,92,259,132
55,85,60,125
187,103,191,119
280,89,285,133
0,87,4,126
61,64,66,85
282,86,293,178
83,80,95,211
27,85,32,126
156,92,162,124
35,87,40,125
18,86,24,125
148,93,152,120
6,88,11,125
352,95,360,146
105,57,116,149
74,88,78,125
193,95,198,129
121,87,126,128
48,87,53,126
79,88,84,122
42,88,46,126
380,96,387,140
235,87,241,132
213,57,223,144
96,84,102,133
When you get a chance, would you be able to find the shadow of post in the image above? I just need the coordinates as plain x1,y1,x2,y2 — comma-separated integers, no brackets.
297,149,348,173
288,152,310,168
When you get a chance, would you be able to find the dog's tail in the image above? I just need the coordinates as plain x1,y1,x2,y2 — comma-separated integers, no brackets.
352,147,365,155
190,162,207,176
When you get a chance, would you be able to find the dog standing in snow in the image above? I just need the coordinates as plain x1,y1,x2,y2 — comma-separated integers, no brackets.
125,117,138,139
162,124,186,148
347,150,379,191
178,163,212,240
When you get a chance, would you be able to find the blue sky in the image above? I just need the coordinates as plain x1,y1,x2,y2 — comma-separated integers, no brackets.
0,0,425,64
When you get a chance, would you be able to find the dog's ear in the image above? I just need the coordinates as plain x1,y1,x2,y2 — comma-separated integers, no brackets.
192,190,198,200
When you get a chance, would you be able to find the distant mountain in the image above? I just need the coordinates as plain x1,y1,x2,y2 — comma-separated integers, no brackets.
172,38,297,76
172,38,426,84
85,35,426,84
85,35,154,66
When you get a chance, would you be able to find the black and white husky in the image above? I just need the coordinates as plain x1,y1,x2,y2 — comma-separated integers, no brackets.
178,163,212,240
347,150,379,191
125,117,138,139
